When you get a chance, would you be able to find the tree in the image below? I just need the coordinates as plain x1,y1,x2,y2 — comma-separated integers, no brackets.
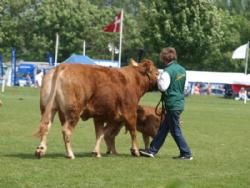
213,0,250,72
0,0,248,71
0,0,33,59
0,0,143,64
139,0,241,71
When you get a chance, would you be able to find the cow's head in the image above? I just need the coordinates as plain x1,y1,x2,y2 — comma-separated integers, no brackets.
130,59,159,91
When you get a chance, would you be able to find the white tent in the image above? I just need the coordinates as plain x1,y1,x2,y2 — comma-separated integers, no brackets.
186,71,250,86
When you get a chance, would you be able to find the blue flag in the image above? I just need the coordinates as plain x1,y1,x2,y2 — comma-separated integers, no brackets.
11,48,17,86
0,55,3,77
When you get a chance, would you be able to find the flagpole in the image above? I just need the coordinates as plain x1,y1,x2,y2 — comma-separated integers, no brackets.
244,41,249,75
54,33,59,67
118,10,124,68
243,41,249,104
83,40,86,56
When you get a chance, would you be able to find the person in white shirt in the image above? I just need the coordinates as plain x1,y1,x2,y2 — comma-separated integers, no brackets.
235,87,249,101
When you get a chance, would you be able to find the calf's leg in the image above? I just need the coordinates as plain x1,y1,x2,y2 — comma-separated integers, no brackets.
104,123,122,154
142,134,150,150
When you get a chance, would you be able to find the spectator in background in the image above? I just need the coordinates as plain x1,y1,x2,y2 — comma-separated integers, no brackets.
35,70,44,88
26,74,32,86
235,87,249,101
207,83,212,95
193,83,200,95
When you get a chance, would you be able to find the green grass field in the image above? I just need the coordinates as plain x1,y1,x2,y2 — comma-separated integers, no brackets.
0,87,250,188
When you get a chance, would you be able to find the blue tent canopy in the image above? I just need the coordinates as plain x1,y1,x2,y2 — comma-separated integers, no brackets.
63,54,95,65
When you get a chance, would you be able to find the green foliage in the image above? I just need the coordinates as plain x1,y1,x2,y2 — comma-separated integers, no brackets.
140,0,237,70
1,88,250,187
0,0,249,71
215,0,250,13
0,0,142,64
211,0,250,72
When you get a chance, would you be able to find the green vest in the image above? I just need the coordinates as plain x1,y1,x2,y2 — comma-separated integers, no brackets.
163,60,186,111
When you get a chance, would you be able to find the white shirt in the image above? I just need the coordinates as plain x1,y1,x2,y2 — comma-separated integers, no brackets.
157,71,170,92
35,72,44,87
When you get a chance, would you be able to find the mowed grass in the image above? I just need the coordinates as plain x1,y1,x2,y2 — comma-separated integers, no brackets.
0,87,250,188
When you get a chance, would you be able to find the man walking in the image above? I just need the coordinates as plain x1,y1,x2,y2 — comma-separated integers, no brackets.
140,47,192,160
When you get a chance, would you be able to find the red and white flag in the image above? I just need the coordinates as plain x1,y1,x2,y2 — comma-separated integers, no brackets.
103,12,122,32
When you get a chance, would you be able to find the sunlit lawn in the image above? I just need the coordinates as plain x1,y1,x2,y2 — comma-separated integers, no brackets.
0,87,250,188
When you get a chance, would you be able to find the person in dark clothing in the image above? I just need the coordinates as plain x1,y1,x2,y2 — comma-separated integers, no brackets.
140,47,192,160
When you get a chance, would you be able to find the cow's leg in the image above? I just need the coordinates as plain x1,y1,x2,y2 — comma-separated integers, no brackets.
35,109,56,158
126,116,140,157
61,113,79,159
35,122,51,158
142,134,150,150
92,119,105,158
62,124,75,159
104,123,122,154
104,124,113,154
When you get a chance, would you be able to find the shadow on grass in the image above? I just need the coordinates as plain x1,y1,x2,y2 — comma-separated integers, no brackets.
3,152,133,160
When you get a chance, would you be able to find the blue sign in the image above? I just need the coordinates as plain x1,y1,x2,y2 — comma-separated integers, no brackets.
11,48,16,86
16,63,36,86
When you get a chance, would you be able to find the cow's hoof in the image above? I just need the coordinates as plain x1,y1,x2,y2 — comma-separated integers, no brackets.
35,151,42,159
35,146,46,159
92,151,101,158
106,150,118,155
65,155,75,160
130,148,140,157
35,150,45,159
106,150,111,154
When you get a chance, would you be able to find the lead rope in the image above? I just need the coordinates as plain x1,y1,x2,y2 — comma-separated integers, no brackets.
155,92,166,124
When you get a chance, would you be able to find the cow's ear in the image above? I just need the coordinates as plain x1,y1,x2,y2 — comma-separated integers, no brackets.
140,59,153,72
129,59,138,67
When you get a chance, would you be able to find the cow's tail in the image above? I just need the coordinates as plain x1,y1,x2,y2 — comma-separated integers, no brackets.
34,67,61,138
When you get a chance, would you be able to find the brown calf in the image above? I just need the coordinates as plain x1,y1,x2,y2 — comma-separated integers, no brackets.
104,105,163,154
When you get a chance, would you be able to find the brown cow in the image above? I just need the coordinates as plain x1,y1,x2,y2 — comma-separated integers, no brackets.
104,105,163,154
34,59,158,159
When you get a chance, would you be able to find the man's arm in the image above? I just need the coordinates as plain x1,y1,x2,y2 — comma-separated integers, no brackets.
157,71,170,92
